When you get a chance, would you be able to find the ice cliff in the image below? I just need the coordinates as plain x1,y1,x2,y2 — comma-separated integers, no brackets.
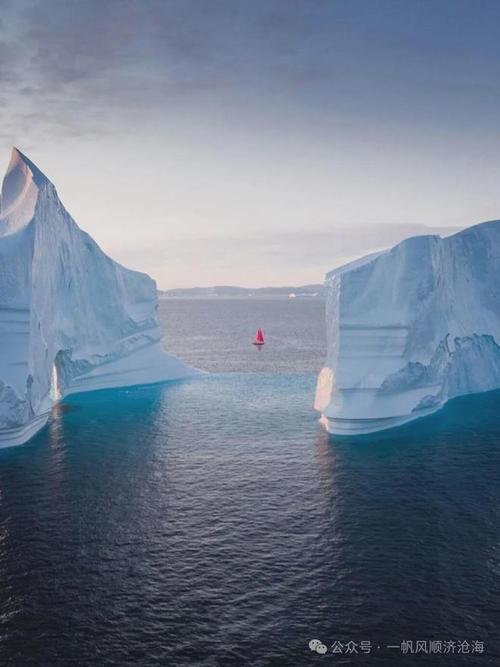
0,148,196,447
315,221,500,435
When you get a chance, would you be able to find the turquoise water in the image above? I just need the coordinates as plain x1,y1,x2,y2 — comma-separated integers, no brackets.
0,299,499,665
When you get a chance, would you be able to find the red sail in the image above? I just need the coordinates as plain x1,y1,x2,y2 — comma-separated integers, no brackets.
256,328,264,342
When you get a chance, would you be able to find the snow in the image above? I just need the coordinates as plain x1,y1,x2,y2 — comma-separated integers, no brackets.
0,148,197,448
315,221,500,435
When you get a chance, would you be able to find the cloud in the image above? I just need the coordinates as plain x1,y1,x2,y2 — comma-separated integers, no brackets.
2,0,500,147
115,223,463,288
0,0,349,143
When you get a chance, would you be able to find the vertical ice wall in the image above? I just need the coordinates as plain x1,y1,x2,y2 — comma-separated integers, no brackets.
0,148,196,447
316,221,500,435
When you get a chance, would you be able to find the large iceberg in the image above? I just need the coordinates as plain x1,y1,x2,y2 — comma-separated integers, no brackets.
315,221,500,435
0,148,196,447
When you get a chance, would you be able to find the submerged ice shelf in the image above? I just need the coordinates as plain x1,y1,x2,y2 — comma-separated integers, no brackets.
0,148,197,447
315,221,500,435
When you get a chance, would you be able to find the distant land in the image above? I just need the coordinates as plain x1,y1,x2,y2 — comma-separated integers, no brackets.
158,284,325,298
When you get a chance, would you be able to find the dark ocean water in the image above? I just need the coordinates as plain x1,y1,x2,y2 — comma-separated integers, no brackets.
0,299,499,666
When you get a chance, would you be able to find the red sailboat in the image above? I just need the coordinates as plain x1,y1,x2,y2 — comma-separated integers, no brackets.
252,328,265,346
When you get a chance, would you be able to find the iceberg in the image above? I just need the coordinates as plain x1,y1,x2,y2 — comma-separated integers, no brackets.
315,221,500,435
0,148,196,447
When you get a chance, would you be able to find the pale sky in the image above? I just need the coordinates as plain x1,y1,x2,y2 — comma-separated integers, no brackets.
1,0,500,288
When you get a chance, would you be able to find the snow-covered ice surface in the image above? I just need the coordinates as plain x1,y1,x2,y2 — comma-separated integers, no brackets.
315,220,500,435
0,148,197,447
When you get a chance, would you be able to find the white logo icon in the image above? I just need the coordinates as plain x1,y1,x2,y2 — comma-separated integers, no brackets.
309,639,328,654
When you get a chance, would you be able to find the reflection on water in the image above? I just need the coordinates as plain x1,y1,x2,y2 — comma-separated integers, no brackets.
0,374,499,665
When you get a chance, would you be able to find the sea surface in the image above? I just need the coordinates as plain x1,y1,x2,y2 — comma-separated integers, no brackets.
0,298,499,666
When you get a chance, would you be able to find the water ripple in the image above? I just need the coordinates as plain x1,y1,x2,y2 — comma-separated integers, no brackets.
0,374,498,665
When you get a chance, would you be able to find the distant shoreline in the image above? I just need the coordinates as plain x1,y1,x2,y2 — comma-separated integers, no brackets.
158,294,324,300
158,284,325,299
